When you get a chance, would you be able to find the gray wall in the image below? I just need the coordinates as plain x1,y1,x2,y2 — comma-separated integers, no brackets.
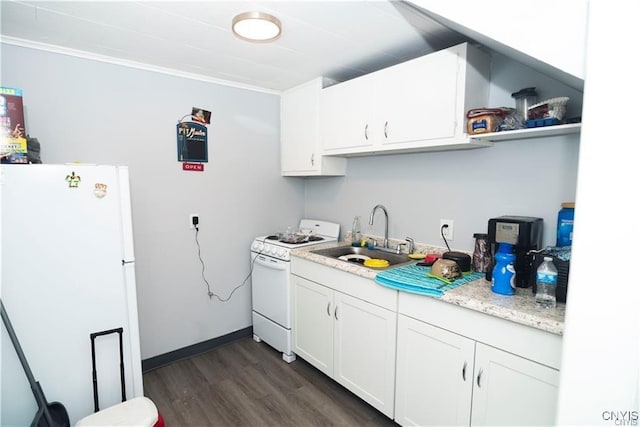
1,43,305,359
305,52,583,253
1,43,582,361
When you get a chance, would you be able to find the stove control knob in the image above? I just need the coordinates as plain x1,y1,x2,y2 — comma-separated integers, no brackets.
278,250,285,258
258,243,264,252
265,246,272,255
251,242,259,251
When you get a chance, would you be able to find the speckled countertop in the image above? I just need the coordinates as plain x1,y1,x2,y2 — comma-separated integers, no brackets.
291,237,565,336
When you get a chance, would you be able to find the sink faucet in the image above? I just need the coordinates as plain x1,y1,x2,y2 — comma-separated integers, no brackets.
405,237,415,254
369,204,389,249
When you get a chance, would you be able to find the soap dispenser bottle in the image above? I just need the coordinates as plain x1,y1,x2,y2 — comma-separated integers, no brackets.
351,216,362,246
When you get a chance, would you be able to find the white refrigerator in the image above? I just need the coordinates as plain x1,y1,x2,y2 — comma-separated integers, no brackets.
1,164,144,425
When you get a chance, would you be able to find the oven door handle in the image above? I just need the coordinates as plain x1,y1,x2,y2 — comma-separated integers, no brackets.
254,254,289,270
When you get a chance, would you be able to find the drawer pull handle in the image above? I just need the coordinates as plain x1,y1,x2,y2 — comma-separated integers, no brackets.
477,368,483,388
326,302,331,317
364,124,369,140
384,121,389,138
462,361,467,381
334,305,339,320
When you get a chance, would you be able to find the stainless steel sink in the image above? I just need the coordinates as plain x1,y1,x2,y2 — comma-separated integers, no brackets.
311,246,411,267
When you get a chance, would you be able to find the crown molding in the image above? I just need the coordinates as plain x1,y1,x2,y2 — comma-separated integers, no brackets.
0,36,281,95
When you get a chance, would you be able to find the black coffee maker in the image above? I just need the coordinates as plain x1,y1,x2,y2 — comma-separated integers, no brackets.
486,216,543,288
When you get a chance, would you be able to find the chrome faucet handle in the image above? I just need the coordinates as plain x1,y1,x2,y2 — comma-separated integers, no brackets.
396,242,407,254
367,238,378,248
405,237,415,254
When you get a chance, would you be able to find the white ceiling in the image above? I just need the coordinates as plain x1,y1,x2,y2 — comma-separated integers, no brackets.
0,0,470,92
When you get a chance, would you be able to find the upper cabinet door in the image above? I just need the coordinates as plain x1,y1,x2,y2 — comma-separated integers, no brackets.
281,78,346,176
321,73,377,151
281,79,319,173
378,47,459,146
319,43,491,157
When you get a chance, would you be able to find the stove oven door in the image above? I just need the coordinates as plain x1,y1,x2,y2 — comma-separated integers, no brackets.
251,252,291,328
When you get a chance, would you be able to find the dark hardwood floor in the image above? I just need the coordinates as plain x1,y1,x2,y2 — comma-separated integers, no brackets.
143,336,399,426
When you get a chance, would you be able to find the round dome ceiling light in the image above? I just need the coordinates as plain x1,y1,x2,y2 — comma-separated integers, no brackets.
232,11,282,43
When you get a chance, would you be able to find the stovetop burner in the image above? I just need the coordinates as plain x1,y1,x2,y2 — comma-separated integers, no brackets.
266,234,325,244
252,220,339,261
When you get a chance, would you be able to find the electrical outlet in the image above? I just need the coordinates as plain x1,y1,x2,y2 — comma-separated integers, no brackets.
190,214,199,229
440,219,454,241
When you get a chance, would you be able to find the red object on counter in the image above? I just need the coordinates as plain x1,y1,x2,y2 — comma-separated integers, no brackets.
424,254,442,264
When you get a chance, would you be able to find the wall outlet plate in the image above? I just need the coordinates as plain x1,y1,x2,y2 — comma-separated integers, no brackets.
440,219,454,241
190,214,199,229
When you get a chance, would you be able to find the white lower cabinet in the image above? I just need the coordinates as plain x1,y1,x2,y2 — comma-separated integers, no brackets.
395,315,475,426
292,275,334,375
471,343,559,426
395,314,560,426
333,290,397,416
291,258,561,426
292,274,397,418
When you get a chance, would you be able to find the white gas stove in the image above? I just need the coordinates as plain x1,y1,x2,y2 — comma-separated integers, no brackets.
250,219,341,261
250,219,340,362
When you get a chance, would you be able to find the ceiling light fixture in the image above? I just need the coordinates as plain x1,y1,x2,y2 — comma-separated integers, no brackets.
232,11,282,43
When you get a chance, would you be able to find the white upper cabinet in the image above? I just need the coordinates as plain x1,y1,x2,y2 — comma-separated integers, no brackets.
377,47,458,145
320,42,492,156
321,73,376,152
407,0,587,90
280,78,346,176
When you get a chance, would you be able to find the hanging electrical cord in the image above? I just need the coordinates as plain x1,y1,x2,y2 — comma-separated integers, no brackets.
193,225,258,302
440,223,472,272
440,223,452,252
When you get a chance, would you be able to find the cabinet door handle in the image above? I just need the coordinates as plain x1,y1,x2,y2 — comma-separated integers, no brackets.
311,153,315,166
326,302,331,317
476,368,483,388
364,124,369,140
462,361,467,381
334,305,339,320
384,121,389,138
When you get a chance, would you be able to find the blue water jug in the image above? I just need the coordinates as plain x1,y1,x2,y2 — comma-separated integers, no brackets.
491,243,516,295
556,202,575,247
